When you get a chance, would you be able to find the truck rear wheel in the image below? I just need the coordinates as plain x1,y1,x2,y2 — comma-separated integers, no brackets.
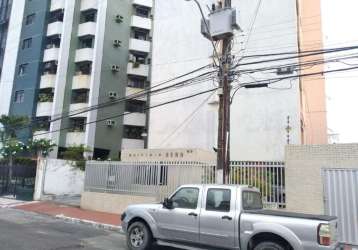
253,241,286,250
127,221,153,250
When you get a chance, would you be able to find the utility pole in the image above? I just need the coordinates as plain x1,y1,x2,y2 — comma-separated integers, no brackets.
188,0,239,184
217,0,233,184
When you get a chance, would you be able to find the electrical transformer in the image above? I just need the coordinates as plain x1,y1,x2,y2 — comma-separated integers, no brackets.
201,7,241,41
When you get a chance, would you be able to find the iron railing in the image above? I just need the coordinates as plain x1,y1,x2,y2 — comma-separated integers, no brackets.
84,161,285,207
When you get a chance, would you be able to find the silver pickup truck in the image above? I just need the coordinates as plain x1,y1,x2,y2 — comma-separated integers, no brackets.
121,184,339,250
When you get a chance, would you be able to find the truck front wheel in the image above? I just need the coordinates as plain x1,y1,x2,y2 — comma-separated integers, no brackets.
127,221,153,250
253,241,286,250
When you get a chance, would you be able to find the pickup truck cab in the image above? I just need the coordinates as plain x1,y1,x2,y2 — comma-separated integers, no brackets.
121,184,339,250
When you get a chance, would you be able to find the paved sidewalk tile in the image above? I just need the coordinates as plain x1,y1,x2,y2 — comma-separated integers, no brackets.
14,201,121,226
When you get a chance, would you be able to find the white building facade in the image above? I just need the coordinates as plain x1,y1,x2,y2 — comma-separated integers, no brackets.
149,0,325,161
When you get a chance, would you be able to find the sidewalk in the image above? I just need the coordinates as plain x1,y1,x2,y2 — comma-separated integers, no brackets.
14,201,121,230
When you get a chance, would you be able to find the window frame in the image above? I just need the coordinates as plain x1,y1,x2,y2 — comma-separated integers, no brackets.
22,38,32,50
205,188,232,212
242,191,263,211
14,90,25,104
170,187,200,210
18,63,28,76
25,13,36,25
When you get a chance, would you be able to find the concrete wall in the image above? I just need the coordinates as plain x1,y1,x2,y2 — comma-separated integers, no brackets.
81,191,156,215
34,158,84,200
297,0,328,145
121,148,216,163
149,0,301,162
285,144,358,214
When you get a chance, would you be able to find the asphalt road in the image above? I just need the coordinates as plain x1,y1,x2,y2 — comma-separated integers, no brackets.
0,208,173,250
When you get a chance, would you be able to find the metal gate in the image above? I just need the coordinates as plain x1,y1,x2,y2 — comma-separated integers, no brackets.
322,169,358,247
0,164,37,201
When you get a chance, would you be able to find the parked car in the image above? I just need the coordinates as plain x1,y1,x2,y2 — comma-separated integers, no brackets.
121,184,339,250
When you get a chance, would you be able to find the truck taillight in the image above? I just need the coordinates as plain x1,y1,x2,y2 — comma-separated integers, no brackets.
318,224,331,246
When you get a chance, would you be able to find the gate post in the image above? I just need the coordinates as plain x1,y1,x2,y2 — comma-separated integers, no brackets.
33,157,46,200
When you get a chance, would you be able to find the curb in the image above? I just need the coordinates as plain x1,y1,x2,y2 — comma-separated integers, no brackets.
55,214,123,233
0,201,39,209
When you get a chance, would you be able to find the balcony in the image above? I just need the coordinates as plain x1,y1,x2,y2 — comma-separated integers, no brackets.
47,21,63,36
50,0,65,12
133,0,153,8
80,0,98,11
43,48,60,62
36,102,53,117
131,15,152,30
66,132,85,147
75,48,94,62
129,38,151,53
78,22,96,37
122,139,144,149
127,63,149,77
33,130,51,140
123,113,146,127
72,74,91,89
40,74,56,89
126,87,147,101
69,103,88,118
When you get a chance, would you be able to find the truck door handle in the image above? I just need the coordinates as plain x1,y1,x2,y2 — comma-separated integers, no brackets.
188,212,198,217
222,216,232,221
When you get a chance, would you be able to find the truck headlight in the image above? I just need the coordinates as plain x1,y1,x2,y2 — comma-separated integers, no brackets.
318,224,331,246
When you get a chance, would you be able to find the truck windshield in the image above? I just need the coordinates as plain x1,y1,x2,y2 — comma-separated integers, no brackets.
242,191,263,210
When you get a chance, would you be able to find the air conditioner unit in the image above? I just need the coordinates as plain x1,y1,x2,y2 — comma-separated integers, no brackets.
113,40,122,47
108,91,118,99
115,14,123,23
111,65,120,72
129,54,136,62
106,120,116,127
277,66,294,75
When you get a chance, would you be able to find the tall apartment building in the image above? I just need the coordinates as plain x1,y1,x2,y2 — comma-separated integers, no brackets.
0,0,154,159
149,0,327,161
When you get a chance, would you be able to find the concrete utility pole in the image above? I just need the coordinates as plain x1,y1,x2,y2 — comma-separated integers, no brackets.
187,0,239,183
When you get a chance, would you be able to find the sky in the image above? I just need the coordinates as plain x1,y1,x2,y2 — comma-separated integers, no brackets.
322,0,358,143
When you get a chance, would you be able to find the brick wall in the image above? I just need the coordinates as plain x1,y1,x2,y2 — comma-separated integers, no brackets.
285,144,358,214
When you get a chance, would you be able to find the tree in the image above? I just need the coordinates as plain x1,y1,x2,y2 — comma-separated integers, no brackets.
0,115,29,141
27,139,56,158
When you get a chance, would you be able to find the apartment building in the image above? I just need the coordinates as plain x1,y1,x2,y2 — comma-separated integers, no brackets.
149,0,327,161
0,0,154,159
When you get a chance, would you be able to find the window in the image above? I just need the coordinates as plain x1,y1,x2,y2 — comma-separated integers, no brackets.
135,7,150,18
26,13,36,25
18,64,28,76
69,118,86,132
171,187,199,209
22,38,32,49
14,90,25,103
242,191,263,210
123,125,144,139
134,30,148,40
206,189,231,212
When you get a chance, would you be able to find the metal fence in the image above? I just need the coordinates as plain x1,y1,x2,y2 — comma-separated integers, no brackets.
84,161,285,207
322,169,358,247
229,161,285,208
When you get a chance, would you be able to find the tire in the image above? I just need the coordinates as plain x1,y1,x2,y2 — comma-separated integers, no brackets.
126,221,153,250
253,241,286,250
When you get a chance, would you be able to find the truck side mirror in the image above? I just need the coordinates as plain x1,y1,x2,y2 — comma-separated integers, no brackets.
163,198,173,209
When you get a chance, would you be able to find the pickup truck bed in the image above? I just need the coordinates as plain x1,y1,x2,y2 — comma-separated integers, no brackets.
246,210,337,221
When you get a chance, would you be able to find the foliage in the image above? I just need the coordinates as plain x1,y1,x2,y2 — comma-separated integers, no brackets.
27,139,56,157
38,93,53,103
0,115,29,140
0,138,26,159
62,145,91,171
